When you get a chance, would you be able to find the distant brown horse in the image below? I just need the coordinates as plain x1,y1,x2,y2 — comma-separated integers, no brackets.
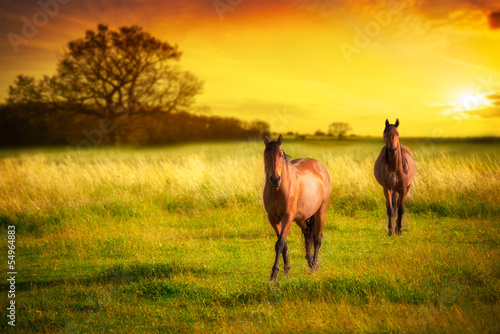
374,119,415,236
263,135,331,280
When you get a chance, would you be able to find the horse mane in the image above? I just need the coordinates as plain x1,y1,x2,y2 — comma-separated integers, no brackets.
264,141,291,163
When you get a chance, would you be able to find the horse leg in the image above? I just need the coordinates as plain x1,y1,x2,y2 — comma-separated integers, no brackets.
270,215,293,281
268,215,281,280
282,241,291,275
392,191,398,217
311,205,327,272
311,232,322,272
384,188,395,236
271,218,291,275
396,188,408,235
300,219,314,269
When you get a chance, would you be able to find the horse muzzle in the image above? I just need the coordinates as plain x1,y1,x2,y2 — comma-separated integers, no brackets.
388,147,397,156
269,176,281,188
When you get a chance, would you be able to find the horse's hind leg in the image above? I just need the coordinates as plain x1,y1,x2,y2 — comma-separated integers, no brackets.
282,241,291,275
300,219,314,268
311,205,327,272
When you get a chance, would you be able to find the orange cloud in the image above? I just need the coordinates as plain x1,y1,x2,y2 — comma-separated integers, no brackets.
467,107,500,118
488,11,500,29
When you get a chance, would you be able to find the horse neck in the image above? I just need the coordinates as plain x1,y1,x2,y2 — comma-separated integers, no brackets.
387,145,403,174
278,159,295,192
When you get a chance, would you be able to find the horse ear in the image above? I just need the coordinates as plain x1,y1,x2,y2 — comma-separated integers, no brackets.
264,136,269,145
385,119,389,127
395,119,399,128
277,134,283,145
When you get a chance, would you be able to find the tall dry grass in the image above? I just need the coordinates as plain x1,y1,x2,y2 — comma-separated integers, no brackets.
0,141,498,218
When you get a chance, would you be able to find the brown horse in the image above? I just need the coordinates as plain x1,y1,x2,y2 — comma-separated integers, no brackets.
374,119,415,236
263,135,331,280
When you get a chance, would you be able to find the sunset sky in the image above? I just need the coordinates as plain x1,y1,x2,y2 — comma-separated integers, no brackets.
1,0,499,137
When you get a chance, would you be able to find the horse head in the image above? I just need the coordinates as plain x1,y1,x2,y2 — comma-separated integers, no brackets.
384,119,400,156
264,134,285,188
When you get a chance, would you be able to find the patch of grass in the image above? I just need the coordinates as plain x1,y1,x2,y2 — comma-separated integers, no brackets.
0,141,499,333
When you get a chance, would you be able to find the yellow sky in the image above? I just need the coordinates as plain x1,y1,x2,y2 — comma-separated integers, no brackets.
1,0,499,136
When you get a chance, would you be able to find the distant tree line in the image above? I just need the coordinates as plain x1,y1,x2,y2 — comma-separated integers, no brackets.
329,122,352,140
0,25,271,147
0,92,270,147
313,123,353,140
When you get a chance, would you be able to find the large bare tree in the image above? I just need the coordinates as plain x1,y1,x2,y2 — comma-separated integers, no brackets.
54,24,203,143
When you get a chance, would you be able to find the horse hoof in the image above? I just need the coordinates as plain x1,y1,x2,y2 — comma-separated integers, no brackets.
395,229,402,236
269,275,278,282
310,263,320,272
284,265,291,275
388,230,394,236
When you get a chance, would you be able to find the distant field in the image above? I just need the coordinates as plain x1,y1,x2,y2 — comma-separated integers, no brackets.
1,139,499,333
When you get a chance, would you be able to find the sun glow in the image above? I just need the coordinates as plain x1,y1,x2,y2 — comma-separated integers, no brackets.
457,93,490,111
437,91,496,121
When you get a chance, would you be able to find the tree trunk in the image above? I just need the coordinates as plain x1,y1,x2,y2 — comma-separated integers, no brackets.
105,115,119,146
108,128,118,146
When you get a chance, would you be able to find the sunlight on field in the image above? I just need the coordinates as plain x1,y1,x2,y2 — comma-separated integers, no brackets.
0,140,499,332
0,141,498,217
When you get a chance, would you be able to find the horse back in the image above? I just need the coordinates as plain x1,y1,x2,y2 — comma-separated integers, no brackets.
291,158,330,187
291,158,331,201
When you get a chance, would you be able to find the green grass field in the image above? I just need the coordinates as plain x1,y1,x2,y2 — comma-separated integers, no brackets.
1,139,499,333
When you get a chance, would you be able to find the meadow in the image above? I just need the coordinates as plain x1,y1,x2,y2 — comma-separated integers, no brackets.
0,139,499,333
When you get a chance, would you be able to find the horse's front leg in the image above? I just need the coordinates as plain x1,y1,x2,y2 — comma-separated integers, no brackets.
392,191,398,218
270,214,293,281
384,188,395,236
395,187,409,235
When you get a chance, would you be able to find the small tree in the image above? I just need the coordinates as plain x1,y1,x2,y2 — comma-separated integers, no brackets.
328,122,352,140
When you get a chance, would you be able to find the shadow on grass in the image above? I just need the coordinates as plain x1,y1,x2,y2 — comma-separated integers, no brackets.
0,212,63,236
123,274,430,306
0,262,213,292
221,275,428,306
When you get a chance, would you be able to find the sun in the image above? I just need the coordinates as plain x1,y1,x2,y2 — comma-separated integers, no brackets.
457,93,490,111
439,91,493,119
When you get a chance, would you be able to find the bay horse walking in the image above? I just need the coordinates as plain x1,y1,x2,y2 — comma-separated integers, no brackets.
374,119,415,236
263,135,331,280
